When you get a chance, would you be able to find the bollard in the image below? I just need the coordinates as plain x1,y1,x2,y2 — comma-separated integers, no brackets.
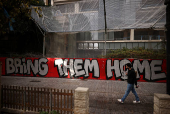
154,93,170,114
74,87,89,114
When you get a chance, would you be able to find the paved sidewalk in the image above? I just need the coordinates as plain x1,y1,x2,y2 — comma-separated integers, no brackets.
1,76,166,114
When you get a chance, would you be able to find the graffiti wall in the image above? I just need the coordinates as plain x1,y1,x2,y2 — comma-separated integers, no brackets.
0,57,167,82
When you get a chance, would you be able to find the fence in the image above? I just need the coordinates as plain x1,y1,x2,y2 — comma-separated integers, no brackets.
1,85,74,114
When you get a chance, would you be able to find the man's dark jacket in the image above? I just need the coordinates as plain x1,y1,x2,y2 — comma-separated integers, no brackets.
127,68,136,84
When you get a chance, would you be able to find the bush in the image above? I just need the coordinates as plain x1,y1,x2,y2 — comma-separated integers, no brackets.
100,47,166,59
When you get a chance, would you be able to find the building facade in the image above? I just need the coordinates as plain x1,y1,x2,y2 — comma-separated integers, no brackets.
38,0,166,58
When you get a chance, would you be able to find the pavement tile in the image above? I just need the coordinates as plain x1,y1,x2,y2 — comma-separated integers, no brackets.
1,76,166,114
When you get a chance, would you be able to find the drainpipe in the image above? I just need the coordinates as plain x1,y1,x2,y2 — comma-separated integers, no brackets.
165,0,170,95
43,33,46,57
103,0,107,56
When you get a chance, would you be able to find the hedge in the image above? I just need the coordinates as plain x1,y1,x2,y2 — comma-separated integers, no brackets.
99,47,166,59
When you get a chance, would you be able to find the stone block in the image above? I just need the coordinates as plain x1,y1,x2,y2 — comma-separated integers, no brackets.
154,95,159,106
75,87,89,100
159,99,170,108
154,93,170,100
153,112,157,114
75,87,89,93
74,87,89,114
159,108,170,114
154,93,170,114
154,104,159,114
74,99,89,108
75,92,89,100
154,93,170,108
74,107,89,114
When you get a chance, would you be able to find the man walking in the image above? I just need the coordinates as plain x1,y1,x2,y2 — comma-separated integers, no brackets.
117,63,140,103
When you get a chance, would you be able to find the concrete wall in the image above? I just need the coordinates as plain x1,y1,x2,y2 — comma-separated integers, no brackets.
45,33,77,58
67,34,77,58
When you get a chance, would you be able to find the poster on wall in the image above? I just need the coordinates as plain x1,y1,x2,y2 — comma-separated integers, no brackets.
0,57,167,82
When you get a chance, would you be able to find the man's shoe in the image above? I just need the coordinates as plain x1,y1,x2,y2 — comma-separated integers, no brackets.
117,99,124,103
133,100,140,103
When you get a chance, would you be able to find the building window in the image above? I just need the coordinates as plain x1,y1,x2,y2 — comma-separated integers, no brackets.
135,31,149,40
110,43,115,49
115,43,121,49
114,31,124,40
108,31,114,40
56,4,75,13
134,30,164,40
99,43,104,49
121,43,126,49
158,43,163,49
152,43,158,49
77,31,131,41
94,43,98,49
127,43,133,49
78,43,99,49
132,43,138,48
78,43,83,49
79,1,99,12
89,43,93,49
78,42,163,50
77,32,84,41
91,32,98,40
77,32,97,41
98,32,104,40
106,43,110,49
85,32,91,40
139,43,145,47
84,43,88,49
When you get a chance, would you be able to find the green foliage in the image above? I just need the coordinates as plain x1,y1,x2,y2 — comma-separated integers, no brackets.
31,0,45,6
40,110,60,114
100,47,166,59
51,110,60,114
40,111,48,114
0,0,44,34
0,0,44,55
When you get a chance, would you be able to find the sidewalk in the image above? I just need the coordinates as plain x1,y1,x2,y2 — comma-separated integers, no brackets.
1,76,166,114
